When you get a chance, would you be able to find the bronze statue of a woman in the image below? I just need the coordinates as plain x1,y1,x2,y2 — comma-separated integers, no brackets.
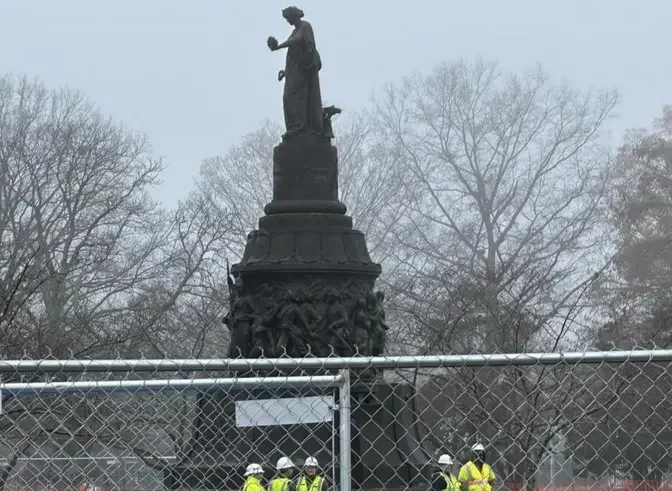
267,6,324,137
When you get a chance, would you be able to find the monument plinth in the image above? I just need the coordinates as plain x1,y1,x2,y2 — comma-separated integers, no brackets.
165,6,435,490
264,134,346,215
227,133,386,364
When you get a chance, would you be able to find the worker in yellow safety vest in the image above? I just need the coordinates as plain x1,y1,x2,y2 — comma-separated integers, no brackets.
297,457,327,491
458,444,495,491
271,457,297,491
243,463,266,491
432,454,461,491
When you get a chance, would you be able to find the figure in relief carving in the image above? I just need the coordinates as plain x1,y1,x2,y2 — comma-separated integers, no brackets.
275,290,317,356
276,306,308,357
249,305,278,358
225,279,389,359
223,261,241,334
352,298,371,355
300,302,321,344
369,291,389,356
267,6,323,137
324,289,350,355
228,292,255,358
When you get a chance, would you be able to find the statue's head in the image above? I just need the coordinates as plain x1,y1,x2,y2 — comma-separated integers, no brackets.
326,288,339,302
295,290,307,303
284,289,294,301
282,6,304,25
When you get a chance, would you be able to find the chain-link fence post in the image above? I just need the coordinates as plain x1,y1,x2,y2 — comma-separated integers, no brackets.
339,368,351,491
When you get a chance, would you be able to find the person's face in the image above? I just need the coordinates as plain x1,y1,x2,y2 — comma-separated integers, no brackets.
286,468,294,477
305,466,317,476
442,464,452,473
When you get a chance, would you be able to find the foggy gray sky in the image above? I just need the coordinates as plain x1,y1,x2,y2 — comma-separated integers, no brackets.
1,1,669,207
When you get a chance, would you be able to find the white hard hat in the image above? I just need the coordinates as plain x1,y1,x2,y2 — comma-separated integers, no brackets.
438,454,453,465
244,463,264,476
276,457,294,470
472,444,485,452
304,457,318,468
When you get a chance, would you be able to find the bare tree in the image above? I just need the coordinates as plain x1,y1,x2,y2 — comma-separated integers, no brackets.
373,59,617,352
566,107,672,483
0,76,167,359
118,188,232,359
105,188,234,472
0,76,231,487
371,59,618,489
594,105,672,345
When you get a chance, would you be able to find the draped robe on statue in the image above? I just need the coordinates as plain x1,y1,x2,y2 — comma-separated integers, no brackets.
283,21,323,136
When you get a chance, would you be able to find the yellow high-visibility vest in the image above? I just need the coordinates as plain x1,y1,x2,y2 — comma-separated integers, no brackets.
243,476,266,491
271,477,291,491
436,472,461,491
458,461,494,491
297,475,323,491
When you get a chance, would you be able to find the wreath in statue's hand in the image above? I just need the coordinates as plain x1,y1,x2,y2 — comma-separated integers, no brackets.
267,36,279,51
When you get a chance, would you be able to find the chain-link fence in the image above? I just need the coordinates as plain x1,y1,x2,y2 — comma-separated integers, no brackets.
1,351,672,491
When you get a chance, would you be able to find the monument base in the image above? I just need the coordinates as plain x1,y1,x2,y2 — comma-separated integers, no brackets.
163,382,436,491
200,116,432,491
225,134,387,364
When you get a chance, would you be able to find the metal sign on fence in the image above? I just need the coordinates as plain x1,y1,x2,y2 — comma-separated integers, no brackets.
235,396,335,427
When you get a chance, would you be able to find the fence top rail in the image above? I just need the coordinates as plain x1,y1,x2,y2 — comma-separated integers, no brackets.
0,350,671,373
0,374,343,395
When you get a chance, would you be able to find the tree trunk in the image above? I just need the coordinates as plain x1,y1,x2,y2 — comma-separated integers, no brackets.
522,466,537,491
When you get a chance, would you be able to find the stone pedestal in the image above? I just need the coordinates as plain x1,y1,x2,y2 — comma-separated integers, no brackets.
226,135,385,364
166,134,436,490
264,134,345,215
